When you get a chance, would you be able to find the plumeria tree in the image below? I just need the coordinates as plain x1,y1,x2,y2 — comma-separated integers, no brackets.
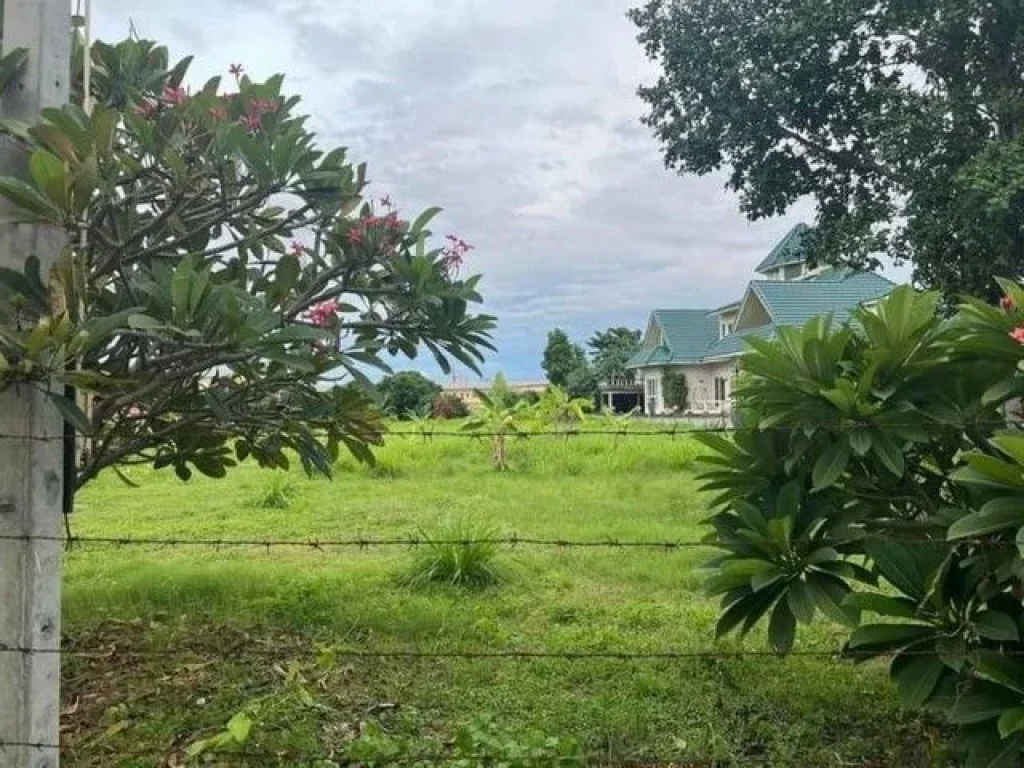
0,37,494,494
697,284,1024,766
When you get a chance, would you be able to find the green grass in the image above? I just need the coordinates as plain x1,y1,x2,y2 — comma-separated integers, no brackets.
62,430,947,766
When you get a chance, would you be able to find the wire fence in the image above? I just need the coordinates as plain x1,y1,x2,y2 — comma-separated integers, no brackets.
0,419,1019,765
0,417,1015,444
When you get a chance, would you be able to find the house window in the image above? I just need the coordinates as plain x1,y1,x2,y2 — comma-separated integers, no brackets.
720,321,734,339
714,376,728,402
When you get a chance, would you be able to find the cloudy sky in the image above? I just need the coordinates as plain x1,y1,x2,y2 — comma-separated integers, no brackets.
93,0,817,381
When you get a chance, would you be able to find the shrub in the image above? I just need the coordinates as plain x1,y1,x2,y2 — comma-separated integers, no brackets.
663,372,688,411
406,519,502,588
432,392,470,419
695,283,1024,765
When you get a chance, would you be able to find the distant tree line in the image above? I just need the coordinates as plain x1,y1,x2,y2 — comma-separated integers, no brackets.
375,371,468,420
540,327,641,400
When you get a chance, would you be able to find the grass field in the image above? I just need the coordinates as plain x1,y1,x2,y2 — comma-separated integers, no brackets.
61,428,946,766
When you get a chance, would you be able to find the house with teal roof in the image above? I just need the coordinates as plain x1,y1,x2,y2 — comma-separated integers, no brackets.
624,224,896,416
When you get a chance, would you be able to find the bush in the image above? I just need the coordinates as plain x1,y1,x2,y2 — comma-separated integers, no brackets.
695,283,1024,765
406,519,502,588
663,372,688,411
432,392,470,419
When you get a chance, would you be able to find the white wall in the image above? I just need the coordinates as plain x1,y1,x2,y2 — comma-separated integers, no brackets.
636,361,741,415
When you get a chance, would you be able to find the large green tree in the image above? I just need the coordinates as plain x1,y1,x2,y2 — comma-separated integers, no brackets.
0,37,494,490
630,0,1024,300
376,372,441,419
587,327,640,382
541,329,587,388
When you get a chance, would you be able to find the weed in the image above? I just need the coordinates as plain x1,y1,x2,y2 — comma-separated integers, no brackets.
405,518,502,588
253,473,297,509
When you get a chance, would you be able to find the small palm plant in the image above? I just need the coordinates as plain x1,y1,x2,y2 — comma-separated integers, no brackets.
599,406,638,447
403,403,436,442
535,386,593,439
463,390,531,470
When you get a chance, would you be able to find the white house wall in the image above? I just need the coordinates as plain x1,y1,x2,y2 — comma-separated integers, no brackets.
636,361,740,416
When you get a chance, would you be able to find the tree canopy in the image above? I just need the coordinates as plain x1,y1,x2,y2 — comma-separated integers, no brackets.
541,329,587,388
376,372,442,419
587,327,640,382
630,0,1024,300
0,37,494,488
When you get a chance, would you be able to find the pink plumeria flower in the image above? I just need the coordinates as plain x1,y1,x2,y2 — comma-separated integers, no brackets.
1010,327,1024,345
290,240,305,256
209,105,228,120
162,85,187,106
440,234,473,275
308,299,341,327
347,226,364,245
251,98,278,115
239,113,263,132
133,99,157,117
379,195,393,209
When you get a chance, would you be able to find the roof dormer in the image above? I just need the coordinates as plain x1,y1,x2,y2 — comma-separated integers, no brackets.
754,223,811,280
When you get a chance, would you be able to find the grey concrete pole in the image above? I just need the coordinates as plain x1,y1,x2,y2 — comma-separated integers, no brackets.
0,0,71,766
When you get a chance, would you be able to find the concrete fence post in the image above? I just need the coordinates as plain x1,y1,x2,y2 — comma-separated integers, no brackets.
0,0,71,766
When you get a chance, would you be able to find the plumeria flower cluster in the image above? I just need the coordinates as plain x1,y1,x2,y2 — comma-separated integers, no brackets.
345,197,406,251
162,85,188,106
308,299,341,328
440,234,474,275
239,97,278,133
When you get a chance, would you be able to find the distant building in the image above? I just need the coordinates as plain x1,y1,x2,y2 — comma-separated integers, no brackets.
626,224,896,416
442,378,548,409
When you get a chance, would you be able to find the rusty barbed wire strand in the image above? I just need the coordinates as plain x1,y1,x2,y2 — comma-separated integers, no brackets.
0,531,992,550
0,641,1017,661
0,418,1015,443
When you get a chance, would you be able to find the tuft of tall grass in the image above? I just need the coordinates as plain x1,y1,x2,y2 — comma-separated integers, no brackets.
405,518,502,588
252,473,298,509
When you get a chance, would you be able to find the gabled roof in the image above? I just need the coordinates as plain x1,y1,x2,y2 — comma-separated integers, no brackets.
709,300,741,316
750,271,895,327
704,323,773,359
754,223,811,274
626,309,717,368
629,271,898,368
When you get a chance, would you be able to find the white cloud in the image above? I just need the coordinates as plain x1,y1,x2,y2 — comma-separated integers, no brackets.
94,0,816,379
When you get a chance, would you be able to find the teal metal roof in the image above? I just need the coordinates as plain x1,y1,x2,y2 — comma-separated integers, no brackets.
626,309,716,368
750,271,895,327
709,300,741,315
629,271,897,367
626,344,672,367
704,324,773,359
755,223,811,274
653,309,718,362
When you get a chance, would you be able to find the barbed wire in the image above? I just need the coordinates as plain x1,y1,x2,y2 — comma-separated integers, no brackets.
0,531,989,550
0,418,1014,443
0,532,712,550
0,641,1016,661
